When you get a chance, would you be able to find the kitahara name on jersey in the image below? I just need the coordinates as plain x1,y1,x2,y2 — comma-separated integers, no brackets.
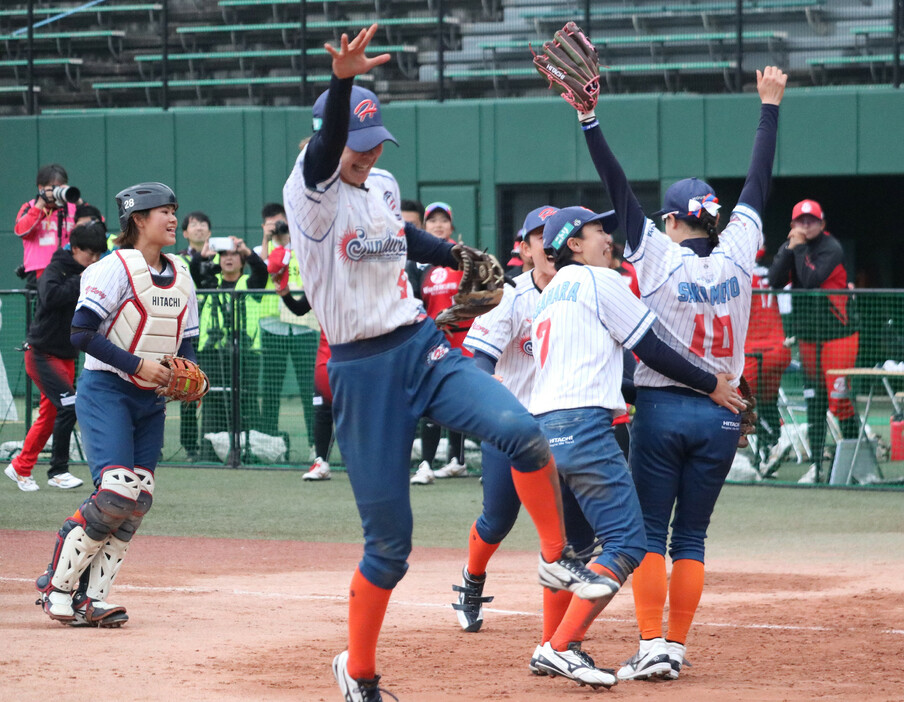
338,225,406,263
535,280,580,316
677,277,742,305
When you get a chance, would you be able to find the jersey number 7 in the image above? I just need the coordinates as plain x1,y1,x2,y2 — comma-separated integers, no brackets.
689,313,734,358
536,318,551,367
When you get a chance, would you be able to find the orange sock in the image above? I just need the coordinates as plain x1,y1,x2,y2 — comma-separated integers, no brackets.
346,567,393,680
542,588,573,643
466,522,501,577
632,552,667,640
549,564,619,650
510,457,565,562
666,558,704,645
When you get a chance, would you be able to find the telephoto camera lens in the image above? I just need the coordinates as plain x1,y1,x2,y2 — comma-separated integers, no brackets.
273,220,290,236
52,185,80,207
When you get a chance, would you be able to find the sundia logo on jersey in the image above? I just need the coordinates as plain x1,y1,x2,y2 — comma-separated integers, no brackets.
338,226,407,263
676,276,741,305
535,280,581,316
519,335,533,356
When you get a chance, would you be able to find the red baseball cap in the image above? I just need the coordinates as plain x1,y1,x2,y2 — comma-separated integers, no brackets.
791,199,824,221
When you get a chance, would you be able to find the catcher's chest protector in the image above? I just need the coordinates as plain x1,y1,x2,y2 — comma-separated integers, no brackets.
107,249,194,389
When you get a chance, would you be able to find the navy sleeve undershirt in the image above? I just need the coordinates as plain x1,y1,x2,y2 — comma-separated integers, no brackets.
280,291,312,317
632,329,717,394
71,307,141,375
302,74,353,188
621,348,637,405
736,104,780,215
472,349,497,375
404,222,457,268
581,118,648,252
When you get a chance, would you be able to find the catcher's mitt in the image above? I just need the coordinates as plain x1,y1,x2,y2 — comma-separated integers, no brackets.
737,375,758,449
156,355,209,403
434,244,505,328
532,21,600,113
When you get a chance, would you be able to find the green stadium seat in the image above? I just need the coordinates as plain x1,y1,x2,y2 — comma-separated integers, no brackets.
0,29,125,58
134,45,415,63
0,4,161,17
480,30,786,54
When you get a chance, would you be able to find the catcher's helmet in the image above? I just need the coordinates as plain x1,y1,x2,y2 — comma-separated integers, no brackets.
115,182,177,232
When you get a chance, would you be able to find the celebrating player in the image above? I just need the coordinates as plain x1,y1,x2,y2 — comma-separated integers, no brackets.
567,65,786,679
282,25,614,702
35,182,204,628
525,206,743,688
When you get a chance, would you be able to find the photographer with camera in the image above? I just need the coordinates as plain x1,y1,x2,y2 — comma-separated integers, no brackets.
14,164,81,289
258,203,319,450
195,236,268,461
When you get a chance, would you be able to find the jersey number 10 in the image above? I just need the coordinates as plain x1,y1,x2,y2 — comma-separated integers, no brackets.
689,314,734,358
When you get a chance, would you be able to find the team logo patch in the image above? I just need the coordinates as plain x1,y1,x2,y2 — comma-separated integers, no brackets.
549,435,574,447
519,336,533,356
538,207,557,220
722,419,741,431
430,267,449,284
338,227,406,263
426,344,450,365
383,190,398,213
354,99,378,122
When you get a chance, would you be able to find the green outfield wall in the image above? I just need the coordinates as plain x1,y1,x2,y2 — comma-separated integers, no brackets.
2,86,903,290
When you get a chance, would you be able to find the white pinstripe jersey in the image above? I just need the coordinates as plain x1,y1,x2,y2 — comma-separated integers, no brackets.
625,204,763,390
283,146,421,344
464,270,540,407
529,264,655,415
78,252,200,383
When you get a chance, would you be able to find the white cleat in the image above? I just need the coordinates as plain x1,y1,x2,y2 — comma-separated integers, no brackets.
530,642,617,689
665,640,689,680
538,547,621,601
47,472,84,489
410,460,435,485
5,464,39,491
332,650,398,701
302,457,331,481
528,644,549,676
798,463,819,484
617,637,673,680
433,457,467,478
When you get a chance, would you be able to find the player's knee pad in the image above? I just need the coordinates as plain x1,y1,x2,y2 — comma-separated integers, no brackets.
81,466,141,540
499,415,551,473
113,468,154,542
49,524,106,592
475,508,518,546
84,535,130,602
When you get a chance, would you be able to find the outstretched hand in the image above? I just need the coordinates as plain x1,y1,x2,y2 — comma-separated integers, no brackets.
325,24,391,80
757,65,787,106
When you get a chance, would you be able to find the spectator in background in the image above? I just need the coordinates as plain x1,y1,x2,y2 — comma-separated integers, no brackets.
194,236,267,460
4,223,107,492
258,202,319,450
409,202,472,485
15,164,78,289
175,211,216,461
72,204,112,255
744,249,792,476
768,199,859,484
401,199,428,298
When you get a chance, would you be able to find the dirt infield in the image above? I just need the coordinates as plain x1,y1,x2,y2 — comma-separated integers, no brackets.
2,529,902,701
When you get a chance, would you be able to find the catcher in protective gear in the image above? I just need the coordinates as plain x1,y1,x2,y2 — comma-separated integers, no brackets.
434,244,506,328
532,21,600,114
737,375,758,449
154,355,209,403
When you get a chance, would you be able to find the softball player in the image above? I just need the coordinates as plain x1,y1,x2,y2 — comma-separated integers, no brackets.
526,206,742,688
35,182,200,628
573,67,787,679
282,26,612,702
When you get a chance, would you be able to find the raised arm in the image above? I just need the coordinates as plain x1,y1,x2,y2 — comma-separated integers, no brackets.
737,67,787,215
302,25,391,187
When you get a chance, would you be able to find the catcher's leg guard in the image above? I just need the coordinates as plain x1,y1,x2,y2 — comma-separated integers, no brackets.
38,522,105,622
77,468,153,627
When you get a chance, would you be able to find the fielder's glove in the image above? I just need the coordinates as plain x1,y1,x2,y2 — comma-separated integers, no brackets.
156,355,209,403
532,21,600,114
434,244,505,328
737,375,758,449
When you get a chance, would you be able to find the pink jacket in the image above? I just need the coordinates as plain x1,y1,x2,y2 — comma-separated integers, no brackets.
14,199,76,273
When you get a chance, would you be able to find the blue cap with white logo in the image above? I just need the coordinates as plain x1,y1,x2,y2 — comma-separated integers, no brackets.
312,85,398,152
542,206,619,252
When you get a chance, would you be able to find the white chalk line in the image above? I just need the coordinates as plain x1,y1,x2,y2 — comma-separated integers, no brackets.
4,576,902,636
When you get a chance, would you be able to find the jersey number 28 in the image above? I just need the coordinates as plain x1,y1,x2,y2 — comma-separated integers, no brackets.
689,314,734,358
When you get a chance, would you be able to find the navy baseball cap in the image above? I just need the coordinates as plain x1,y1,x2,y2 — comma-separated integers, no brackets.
651,177,720,219
312,85,398,152
542,206,619,252
520,206,559,240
